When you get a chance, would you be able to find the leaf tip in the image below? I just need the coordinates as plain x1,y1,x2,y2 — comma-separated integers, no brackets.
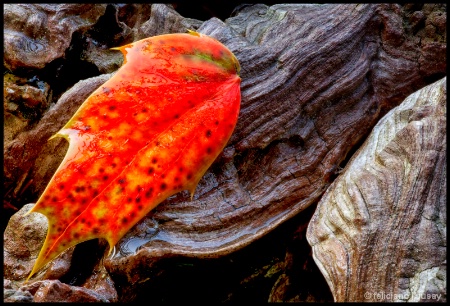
24,272,32,284
106,238,116,257
48,134,58,141
187,29,201,37
25,261,39,284
189,187,197,201
110,45,129,56
48,132,69,142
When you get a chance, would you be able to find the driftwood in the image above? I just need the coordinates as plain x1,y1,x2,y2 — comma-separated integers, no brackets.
307,78,446,302
3,3,446,302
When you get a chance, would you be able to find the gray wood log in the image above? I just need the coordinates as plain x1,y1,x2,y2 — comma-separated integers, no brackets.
307,77,446,302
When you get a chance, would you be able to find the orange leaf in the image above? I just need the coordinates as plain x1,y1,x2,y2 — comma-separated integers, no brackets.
26,31,241,281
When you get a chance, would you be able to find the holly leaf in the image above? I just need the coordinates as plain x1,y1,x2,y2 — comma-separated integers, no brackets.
26,31,241,281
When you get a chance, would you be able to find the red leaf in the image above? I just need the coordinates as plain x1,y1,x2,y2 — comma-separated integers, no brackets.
26,31,241,280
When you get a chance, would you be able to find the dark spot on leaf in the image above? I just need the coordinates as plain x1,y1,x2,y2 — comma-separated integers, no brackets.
112,163,117,168
58,184,65,190
109,105,116,111
179,167,183,172
174,114,179,119
52,196,58,202
130,211,136,219
161,174,165,178
155,141,160,146
187,173,193,180
152,158,158,164
133,113,137,116
148,167,154,174
171,47,176,51
206,147,212,154
119,178,126,184
98,218,105,225
136,197,141,203
127,197,133,203
93,227,100,234
75,186,82,193
138,204,143,210
215,120,219,125
103,175,109,181
84,125,91,131
161,183,167,190
93,190,99,197
108,136,113,140
142,108,148,113
99,168,105,173
45,195,50,200
174,177,179,182
206,130,212,138
81,198,87,204
122,217,128,224
80,218,86,224
80,186,86,192
73,233,80,239
87,221,92,226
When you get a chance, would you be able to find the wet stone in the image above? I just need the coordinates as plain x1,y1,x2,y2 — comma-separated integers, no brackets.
22,280,109,302
3,288,34,303
3,204,48,281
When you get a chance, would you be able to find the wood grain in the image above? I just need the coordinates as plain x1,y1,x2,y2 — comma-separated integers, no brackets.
307,77,446,302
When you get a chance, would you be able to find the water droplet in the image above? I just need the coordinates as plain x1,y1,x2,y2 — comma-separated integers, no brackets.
27,39,44,53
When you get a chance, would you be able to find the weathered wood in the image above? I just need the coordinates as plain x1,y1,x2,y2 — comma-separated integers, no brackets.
307,77,446,302
3,4,107,70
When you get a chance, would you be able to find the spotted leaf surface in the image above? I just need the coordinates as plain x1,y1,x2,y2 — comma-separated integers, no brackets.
26,31,241,280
